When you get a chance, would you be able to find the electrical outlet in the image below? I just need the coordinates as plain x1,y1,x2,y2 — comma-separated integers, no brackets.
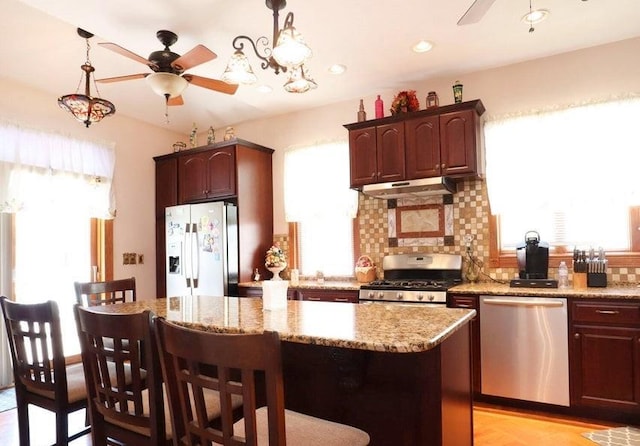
123,253,137,265
463,234,474,247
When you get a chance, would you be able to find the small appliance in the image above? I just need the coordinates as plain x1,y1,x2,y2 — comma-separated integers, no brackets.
511,230,557,288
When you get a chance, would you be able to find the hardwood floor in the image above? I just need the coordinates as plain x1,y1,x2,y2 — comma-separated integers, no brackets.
0,403,623,445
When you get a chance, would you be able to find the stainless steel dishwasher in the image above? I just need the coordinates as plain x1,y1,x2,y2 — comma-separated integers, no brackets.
479,295,569,406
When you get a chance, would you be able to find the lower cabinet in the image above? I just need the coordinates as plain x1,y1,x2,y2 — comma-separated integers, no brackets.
569,299,640,417
237,286,358,303
447,294,481,397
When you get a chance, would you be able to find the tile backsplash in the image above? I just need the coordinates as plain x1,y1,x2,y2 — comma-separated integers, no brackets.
276,178,640,284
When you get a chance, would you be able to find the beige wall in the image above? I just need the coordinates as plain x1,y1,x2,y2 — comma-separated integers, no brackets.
0,78,182,300
224,36,640,235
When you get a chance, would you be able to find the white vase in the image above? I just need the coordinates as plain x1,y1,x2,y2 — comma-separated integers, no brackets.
267,264,286,280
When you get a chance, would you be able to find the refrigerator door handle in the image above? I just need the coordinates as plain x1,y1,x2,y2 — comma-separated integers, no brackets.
184,223,192,288
192,223,200,288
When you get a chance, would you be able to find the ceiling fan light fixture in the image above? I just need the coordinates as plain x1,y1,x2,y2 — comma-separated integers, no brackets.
283,64,317,94
522,8,549,24
145,72,189,98
221,50,258,85
58,29,115,128
328,64,346,75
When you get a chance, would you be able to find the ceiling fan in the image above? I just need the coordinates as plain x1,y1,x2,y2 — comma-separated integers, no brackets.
97,30,238,106
457,0,497,25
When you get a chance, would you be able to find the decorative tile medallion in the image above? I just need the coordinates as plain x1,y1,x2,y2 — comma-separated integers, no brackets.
388,195,453,247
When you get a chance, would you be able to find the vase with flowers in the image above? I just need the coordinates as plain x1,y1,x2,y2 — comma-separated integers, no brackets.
265,243,287,280
390,90,420,115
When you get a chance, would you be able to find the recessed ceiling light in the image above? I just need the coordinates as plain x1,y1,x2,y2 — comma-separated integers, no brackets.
328,64,347,75
256,85,272,93
412,40,433,53
522,9,549,24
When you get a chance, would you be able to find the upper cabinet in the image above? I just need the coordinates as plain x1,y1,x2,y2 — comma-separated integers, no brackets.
179,147,236,202
345,99,485,189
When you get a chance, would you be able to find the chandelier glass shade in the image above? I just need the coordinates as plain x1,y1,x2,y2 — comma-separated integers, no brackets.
145,72,189,98
57,29,115,128
222,0,315,92
221,50,258,85
283,64,317,93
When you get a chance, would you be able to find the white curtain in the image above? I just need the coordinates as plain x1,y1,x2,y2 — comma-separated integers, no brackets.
284,140,358,222
484,97,640,215
0,122,116,218
0,213,12,387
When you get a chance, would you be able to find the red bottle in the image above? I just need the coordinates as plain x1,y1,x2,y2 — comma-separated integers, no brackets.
375,95,384,119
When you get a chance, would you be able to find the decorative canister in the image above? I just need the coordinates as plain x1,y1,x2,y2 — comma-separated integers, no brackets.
453,81,464,103
426,91,439,109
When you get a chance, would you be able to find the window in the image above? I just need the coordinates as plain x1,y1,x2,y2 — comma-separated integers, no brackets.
283,141,358,277
485,97,640,267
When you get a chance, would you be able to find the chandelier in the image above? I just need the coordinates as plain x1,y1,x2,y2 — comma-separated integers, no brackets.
58,28,116,127
221,0,317,93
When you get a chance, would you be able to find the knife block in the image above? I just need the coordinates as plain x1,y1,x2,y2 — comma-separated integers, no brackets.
587,272,607,287
573,272,587,289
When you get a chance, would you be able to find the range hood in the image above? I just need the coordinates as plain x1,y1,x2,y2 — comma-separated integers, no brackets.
360,177,456,199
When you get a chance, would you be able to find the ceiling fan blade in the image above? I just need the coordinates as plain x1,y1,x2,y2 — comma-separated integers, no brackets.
457,0,497,25
96,73,149,83
184,74,239,95
168,96,184,106
171,44,217,71
99,42,158,69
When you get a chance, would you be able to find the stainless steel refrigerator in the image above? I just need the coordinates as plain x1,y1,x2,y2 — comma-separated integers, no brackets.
165,202,238,297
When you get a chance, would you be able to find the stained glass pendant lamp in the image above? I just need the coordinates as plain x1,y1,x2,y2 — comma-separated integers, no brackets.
58,28,116,128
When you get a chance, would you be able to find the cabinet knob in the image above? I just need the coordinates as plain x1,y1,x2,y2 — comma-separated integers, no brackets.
441,163,446,169
574,333,580,339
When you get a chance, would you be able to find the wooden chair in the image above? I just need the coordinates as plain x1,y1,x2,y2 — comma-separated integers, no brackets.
0,296,90,446
74,277,136,307
73,305,168,446
154,318,370,446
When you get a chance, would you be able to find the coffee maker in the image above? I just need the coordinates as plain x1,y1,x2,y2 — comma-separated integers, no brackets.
516,231,549,279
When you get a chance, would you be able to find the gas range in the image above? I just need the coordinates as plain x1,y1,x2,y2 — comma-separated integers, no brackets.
358,253,462,305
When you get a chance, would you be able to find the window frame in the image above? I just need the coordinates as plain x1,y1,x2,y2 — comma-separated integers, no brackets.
489,207,640,269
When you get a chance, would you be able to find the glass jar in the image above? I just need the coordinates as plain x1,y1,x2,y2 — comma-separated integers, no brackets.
426,91,439,108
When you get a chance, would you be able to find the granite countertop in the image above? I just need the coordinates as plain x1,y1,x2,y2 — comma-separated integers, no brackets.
91,296,475,353
450,282,640,299
239,280,362,290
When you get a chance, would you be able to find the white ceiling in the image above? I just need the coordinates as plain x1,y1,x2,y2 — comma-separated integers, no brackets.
7,0,640,135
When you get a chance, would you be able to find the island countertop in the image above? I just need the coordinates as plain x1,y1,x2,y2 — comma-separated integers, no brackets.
92,295,475,353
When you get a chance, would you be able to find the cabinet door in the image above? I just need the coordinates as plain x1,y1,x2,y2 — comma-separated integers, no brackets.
155,158,178,298
178,153,209,203
376,122,405,183
439,109,477,177
206,148,236,198
405,115,441,179
349,127,377,188
571,325,640,412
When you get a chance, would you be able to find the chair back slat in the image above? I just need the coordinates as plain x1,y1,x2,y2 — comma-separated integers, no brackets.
74,277,136,306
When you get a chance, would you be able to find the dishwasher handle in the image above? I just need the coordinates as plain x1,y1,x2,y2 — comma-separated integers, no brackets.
483,297,565,307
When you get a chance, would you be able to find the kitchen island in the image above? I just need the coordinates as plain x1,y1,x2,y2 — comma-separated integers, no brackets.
93,296,476,446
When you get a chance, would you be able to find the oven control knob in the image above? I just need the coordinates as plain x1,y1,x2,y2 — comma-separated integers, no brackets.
417,294,424,301
377,292,385,300
427,294,435,302
396,292,403,300
367,291,375,299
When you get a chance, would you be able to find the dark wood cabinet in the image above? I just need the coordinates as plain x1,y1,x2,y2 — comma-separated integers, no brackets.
178,147,236,202
238,286,358,303
570,299,640,417
439,109,479,176
296,288,358,303
345,100,485,190
154,139,274,297
447,294,481,396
